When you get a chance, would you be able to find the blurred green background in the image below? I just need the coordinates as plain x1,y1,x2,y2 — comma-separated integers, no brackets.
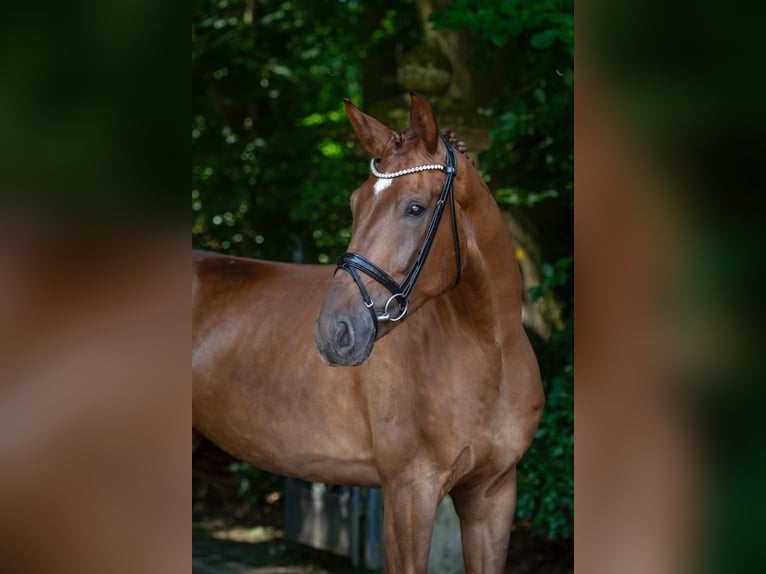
192,0,572,548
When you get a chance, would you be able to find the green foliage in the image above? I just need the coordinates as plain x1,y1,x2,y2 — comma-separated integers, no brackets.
528,256,572,303
514,309,574,539
193,0,361,261
432,0,573,216
192,0,420,262
493,187,559,208
430,0,573,52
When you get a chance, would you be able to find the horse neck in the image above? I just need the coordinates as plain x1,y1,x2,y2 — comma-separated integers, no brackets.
448,173,524,345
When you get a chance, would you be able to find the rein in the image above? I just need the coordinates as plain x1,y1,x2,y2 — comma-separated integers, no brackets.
336,132,462,336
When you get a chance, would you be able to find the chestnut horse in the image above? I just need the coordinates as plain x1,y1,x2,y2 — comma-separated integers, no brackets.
192,94,543,573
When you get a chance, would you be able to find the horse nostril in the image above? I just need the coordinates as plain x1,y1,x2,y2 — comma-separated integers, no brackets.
336,319,355,353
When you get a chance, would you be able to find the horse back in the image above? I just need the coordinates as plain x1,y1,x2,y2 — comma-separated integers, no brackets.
192,249,328,337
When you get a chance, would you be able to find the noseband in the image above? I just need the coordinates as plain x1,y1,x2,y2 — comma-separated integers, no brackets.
335,132,462,336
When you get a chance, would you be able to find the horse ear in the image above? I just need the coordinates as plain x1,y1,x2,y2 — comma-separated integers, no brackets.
344,98,393,157
409,92,439,154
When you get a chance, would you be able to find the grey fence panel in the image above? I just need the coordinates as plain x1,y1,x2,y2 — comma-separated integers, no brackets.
285,479,384,569
285,480,460,572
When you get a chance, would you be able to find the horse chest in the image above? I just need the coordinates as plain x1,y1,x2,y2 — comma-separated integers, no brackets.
362,349,511,451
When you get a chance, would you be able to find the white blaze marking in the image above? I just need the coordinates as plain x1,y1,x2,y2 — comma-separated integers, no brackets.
374,177,392,195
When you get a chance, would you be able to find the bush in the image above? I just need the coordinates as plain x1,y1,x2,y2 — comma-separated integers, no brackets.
517,314,573,538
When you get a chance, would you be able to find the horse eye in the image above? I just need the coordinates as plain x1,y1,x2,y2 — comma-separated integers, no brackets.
406,203,426,217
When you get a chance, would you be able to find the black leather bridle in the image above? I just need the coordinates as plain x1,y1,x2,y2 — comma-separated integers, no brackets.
335,132,462,336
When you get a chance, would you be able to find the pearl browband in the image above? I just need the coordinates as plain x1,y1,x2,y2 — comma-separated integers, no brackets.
369,158,451,179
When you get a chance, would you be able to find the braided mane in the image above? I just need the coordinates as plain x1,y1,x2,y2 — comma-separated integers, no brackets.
440,129,474,166
391,127,474,166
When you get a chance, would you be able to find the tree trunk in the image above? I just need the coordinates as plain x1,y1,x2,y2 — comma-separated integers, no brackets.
413,0,474,105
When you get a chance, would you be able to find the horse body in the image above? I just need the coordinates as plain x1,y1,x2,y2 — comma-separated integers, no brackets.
193,253,379,486
193,94,543,573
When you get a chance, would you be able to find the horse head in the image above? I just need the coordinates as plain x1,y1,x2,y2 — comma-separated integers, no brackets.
315,93,468,366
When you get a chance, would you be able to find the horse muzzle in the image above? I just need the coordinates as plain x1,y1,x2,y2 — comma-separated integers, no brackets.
314,301,376,367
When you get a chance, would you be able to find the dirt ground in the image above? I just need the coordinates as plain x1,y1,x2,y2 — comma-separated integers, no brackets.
193,520,572,574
